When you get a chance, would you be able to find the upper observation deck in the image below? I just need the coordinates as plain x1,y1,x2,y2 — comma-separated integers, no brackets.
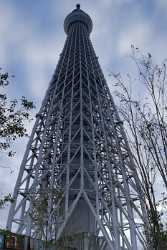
64,4,93,35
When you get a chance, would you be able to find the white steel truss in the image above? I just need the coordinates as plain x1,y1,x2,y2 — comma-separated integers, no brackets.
7,5,149,250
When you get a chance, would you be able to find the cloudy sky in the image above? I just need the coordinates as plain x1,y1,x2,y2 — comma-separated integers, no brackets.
0,0,167,228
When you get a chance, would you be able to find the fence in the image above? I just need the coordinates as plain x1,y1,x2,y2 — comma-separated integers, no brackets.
0,231,107,250
0,231,53,250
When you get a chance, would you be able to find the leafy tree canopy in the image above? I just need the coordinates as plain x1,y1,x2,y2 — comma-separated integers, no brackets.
0,68,35,208
0,68,35,157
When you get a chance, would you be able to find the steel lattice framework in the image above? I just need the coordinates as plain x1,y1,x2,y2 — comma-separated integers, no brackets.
7,5,149,250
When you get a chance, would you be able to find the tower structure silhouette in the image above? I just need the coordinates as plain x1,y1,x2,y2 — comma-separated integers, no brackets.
7,5,149,250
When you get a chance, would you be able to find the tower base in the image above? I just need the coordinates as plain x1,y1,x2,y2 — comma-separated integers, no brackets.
56,232,108,250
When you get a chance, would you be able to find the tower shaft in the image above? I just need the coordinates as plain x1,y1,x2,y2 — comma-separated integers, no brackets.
7,5,149,250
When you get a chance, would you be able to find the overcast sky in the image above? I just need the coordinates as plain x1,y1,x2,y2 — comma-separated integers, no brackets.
0,0,167,229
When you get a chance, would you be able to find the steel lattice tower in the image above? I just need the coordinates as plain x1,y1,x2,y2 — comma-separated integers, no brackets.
7,5,149,250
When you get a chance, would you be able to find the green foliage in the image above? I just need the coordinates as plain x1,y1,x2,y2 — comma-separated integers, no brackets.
159,230,167,249
0,194,14,208
0,228,12,237
0,70,9,86
0,68,35,209
0,68,35,157
29,185,63,241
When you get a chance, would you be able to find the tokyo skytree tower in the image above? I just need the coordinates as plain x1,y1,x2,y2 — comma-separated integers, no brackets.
7,4,149,250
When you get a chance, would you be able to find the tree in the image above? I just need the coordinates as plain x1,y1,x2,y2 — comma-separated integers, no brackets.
29,174,63,250
0,68,35,208
112,47,167,249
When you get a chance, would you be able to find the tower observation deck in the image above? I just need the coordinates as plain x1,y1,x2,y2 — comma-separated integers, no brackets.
7,4,149,250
